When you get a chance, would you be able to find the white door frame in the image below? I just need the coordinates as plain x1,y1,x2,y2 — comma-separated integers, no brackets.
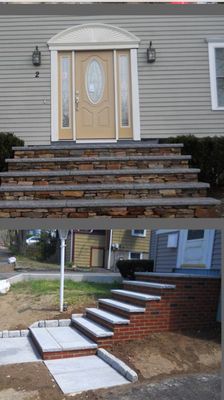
176,230,215,269
49,23,141,142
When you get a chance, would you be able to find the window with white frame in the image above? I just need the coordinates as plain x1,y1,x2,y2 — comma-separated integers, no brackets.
131,229,146,237
208,42,224,110
129,252,143,260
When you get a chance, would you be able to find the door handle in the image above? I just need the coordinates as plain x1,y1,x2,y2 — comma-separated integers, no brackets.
75,91,79,111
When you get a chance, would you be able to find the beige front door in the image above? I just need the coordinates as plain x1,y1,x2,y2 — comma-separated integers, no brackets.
75,51,115,140
91,247,105,268
58,50,133,141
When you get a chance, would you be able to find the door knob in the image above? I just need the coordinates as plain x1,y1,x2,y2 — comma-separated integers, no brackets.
75,91,79,111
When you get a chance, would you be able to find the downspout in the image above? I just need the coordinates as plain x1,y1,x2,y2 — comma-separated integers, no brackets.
70,229,74,263
107,229,113,270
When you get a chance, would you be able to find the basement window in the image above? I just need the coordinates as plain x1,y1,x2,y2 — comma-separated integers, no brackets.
131,230,146,237
129,252,143,260
208,42,224,110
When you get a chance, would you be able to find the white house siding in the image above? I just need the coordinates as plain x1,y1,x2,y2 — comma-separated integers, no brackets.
150,230,221,273
0,15,224,145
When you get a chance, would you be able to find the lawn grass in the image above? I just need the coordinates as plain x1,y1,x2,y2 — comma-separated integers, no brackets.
11,279,121,307
16,255,59,270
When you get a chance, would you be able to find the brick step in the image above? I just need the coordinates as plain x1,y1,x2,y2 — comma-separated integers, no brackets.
6,155,191,172
111,289,161,305
0,168,201,186
72,317,114,347
13,142,184,159
0,197,220,218
0,182,209,201
98,299,146,315
123,280,176,296
86,307,130,328
30,326,97,360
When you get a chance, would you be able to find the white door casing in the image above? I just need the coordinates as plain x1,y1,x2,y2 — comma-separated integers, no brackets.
176,230,215,269
48,23,141,142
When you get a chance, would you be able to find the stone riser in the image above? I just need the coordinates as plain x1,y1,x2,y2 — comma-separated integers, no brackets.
0,188,207,201
13,147,182,159
0,204,218,218
8,159,189,172
0,173,199,186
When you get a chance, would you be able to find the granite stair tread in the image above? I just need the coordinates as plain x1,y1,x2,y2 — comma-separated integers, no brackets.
0,167,201,177
6,154,191,163
111,289,161,301
0,197,220,209
86,308,130,324
123,280,176,289
72,316,114,338
98,299,145,313
12,142,184,151
30,326,97,353
0,181,210,192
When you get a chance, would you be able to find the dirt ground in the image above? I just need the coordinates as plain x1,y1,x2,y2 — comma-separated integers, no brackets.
0,328,221,400
0,291,96,330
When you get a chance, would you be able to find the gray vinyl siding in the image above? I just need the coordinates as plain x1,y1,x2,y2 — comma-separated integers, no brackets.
0,15,224,145
151,229,221,272
211,230,221,270
150,231,179,273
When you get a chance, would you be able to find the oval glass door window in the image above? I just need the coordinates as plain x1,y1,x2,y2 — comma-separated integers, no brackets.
86,59,105,104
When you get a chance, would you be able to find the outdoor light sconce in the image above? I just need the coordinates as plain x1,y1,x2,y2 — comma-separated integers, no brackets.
32,46,41,66
147,41,156,63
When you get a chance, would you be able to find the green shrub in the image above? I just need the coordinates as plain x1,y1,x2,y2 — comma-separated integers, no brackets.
36,232,58,262
0,132,24,171
116,259,154,280
163,135,224,187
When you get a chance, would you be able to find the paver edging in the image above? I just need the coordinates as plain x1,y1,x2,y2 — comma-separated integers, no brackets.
29,319,72,329
97,348,138,383
0,329,29,338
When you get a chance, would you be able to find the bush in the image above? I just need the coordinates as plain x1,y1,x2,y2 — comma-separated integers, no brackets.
35,232,58,262
116,259,154,280
163,135,224,187
0,132,24,171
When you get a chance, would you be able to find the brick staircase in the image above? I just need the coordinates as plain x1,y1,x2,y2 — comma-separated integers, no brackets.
0,142,220,217
29,273,220,360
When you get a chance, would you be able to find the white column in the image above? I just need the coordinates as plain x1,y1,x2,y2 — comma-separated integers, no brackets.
60,238,66,312
51,50,58,142
130,49,141,141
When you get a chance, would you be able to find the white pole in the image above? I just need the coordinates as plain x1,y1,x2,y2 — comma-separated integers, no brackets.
107,229,113,270
60,238,66,312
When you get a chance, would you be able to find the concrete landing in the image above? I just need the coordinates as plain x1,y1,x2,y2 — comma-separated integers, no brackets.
45,355,129,394
0,337,41,365
30,326,97,352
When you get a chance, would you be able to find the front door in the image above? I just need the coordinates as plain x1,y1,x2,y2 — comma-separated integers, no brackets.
75,51,115,140
91,247,105,268
178,230,215,268
57,50,133,141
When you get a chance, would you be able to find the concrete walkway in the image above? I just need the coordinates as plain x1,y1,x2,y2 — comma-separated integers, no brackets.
5,271,121,284
45,355,129,394
0,337,41,365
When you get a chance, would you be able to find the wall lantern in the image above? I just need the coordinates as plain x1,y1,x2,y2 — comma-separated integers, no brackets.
32,46,41,66
147,41,156,63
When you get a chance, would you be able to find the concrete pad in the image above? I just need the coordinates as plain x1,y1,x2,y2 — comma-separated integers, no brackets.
0,337,41,365
30,327,61,352
30,326,97,353
46,327,97,350
45,355,129,394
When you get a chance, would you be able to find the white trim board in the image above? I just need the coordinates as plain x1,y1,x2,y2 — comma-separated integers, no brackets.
208,41,224,111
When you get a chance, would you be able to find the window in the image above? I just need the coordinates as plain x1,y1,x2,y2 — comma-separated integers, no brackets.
208,42,224,110
129,252,143,260
187,230,204,240
131,230,146,237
